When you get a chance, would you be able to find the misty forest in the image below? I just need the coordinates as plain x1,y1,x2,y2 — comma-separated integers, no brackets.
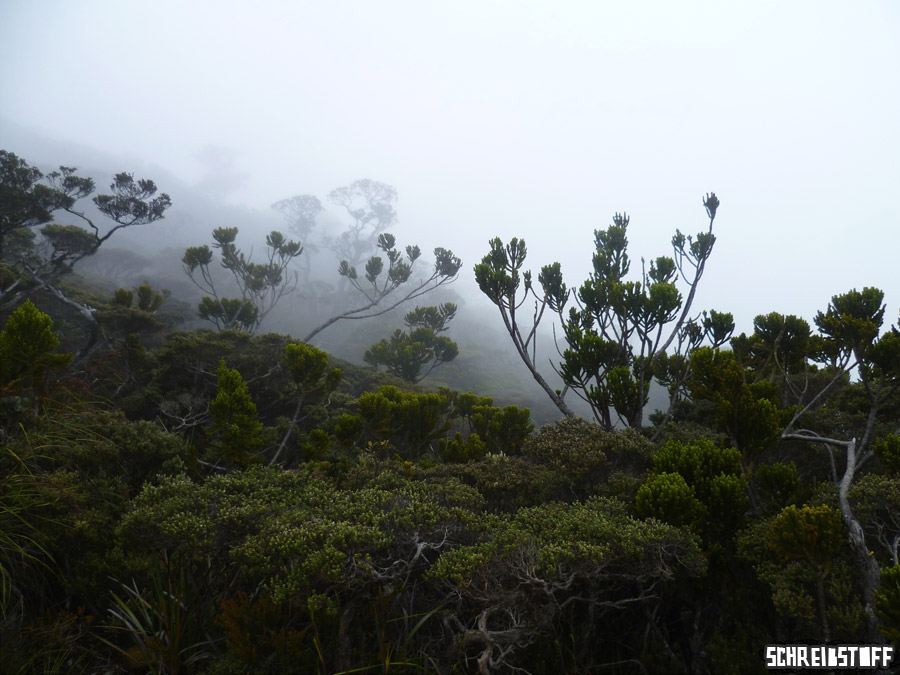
2,147,900,675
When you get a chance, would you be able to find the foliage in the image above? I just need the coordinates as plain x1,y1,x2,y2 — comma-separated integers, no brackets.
523,418,652,499
0,151,171,314
636,472,707,531
364,302,459,383
0,444,58,623
0,150,62,261
756,461,807,512
184,227,303,333
102,564,219,673
874,564,900,644
5,165,900,668
689,346,791,468
773,288,900,642
739,514,847,643
476,193,730,429
149,330,295,427
637,438,748,543
208,358,264,466
269,342,342,466
123,283,167,313
766,503,845,641
814,287,886,364
731,311,814,377
848,474,900,565
469,402,534,455
334,385,534,462
28,406,190,489
767,504,844,571
40,223,97,263
282,342,341,394
438,431,487,463
9,406,191,601
873,433,900,474
306,232,462,343
350,385,454,458
95,284,170,342
0,299,71,395
429,496,704,671
446,389,536,456
0,398,198,671
433,497,702,580
118,466,485,671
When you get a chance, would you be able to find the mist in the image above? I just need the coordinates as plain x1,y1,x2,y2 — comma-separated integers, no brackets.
1,0,898,422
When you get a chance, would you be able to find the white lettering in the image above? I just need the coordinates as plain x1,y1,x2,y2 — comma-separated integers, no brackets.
836,646,847,668
763,643,893,670
784,646,795,667
875,646,894,668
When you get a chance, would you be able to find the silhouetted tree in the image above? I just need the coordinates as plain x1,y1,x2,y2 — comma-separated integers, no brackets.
364,303,459,383
325,179,397,269
303,233,462,343
183,227,303,333
271,194,323,282
0,150,171,358
475,193,728,429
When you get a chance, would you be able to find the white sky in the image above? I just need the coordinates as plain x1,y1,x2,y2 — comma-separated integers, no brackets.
1,0,899,336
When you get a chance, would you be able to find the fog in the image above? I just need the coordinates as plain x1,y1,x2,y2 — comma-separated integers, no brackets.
1,1,899,420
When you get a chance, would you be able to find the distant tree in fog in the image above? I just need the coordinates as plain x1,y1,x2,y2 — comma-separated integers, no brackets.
271,194,323,282
304,233,461,343
183,227,303,333
326,179,397,270
271,194,323,241
272,180,462,345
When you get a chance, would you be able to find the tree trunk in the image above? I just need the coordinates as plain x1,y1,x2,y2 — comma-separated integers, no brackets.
839,439,884,643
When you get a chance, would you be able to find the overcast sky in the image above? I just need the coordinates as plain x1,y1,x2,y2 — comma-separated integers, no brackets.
1,0,898,336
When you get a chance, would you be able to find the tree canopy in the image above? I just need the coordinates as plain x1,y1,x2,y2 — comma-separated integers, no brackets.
2,163,899,673
476,193,731,430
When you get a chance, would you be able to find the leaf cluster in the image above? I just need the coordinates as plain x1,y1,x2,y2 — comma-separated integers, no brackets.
364,303,459,383
183,227,303,333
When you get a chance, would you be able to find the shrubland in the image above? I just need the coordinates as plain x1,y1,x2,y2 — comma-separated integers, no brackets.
2,151,898,673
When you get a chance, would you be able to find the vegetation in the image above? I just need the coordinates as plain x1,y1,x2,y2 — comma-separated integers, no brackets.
365,302,459,383
475,194,732,429
183,227,303,333
1,150,898,673
271,179,464,344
